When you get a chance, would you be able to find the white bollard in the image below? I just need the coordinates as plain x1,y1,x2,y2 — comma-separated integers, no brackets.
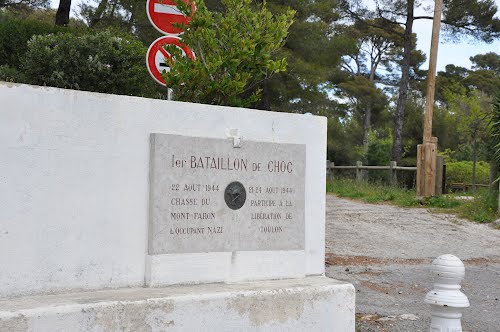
425,254,470,332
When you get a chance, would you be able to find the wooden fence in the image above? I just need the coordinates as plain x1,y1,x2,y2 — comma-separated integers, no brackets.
326,159,493,195
326,160,417,187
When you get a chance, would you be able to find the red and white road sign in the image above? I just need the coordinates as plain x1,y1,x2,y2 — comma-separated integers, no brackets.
146,36,195,86
146,0,195,35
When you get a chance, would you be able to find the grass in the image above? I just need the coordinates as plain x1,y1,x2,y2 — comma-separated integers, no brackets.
326,179,499,224
457,190,499,223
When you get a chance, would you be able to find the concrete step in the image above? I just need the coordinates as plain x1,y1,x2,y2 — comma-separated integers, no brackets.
0,276,355,332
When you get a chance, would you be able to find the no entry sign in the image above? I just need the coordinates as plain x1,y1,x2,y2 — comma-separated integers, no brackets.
146,36,194,86
146,0,195,35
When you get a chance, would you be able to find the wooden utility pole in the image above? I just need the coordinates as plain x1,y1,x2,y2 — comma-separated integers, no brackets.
416,0,442,197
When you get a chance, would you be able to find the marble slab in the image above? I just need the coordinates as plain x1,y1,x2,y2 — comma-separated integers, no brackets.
149,134,306,254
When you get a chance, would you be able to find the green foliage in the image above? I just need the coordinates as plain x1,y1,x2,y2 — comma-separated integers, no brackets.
439,148,458,163
442,0,500,42
470,52,500,75
401,94,424,158
446,161,490,184
340,0,499,162
490,95,500,164
0,14,72,69
364,134,392,182
21,30,160,97
352,0,500,43
326,179,498,223
365,135,392,165
339,17,408,80
422,196,461,209
326,178,420,207
439,145,490,162
437,86,493,191
465,69,500,97
432,105,460,153
434,58,499,169
2,6,87,27
327,116,364,165
0,0,49,10
331,17,405,158
457,189,498,223
163,0,294,107
436,54,500,100
0,64,24,82
75,0,158,44
337,76,388,116
258,0,344,114
448,89,491,135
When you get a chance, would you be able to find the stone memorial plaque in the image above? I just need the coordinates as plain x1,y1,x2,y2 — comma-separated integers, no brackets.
149,134,306,254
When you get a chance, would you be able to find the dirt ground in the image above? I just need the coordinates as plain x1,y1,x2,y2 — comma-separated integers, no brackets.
324,195,500,332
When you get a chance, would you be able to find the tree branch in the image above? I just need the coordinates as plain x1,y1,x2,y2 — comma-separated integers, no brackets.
197,40,214,81
341,1,406,30
414,16,478,33
413,15,434,20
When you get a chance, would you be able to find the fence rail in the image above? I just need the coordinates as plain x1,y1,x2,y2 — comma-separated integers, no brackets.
331,165,417,171
326,160,417,187
327,160,492,195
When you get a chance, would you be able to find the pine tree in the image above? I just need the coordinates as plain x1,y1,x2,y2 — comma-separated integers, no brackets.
341,0,499,162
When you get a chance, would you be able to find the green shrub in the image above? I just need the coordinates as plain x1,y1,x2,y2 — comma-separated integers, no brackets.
22,30,160,97
326,179,498,223
0,15,71,69
326,179,420,207
0,65,25,82
446,161,490,185
424,196,461,208
365,137,392,166
365,137,392,182
458,189,498,223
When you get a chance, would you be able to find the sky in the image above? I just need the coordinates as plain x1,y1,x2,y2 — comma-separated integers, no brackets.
412,0,500,72
51,0,499,72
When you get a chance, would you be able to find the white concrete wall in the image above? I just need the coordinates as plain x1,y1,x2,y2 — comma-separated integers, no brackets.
0,82,327,297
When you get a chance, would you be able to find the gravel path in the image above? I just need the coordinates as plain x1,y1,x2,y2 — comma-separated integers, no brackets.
324,194,500,332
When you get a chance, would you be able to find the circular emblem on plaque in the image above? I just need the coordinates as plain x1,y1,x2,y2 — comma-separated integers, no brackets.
224,181,246,210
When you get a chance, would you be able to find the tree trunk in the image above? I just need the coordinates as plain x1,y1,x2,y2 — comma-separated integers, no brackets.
110,1,117,18
363,107,371,154
489,160,498,191
391,0,414,163
369,62,378,82
364,60,377,157
55,0,72,26
261,79,270,111
472,138,477,193
89,0,109,28
127,0,137,32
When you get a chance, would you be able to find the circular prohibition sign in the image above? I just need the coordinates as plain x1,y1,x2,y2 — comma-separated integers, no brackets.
146,36,195,86
146,0,196,35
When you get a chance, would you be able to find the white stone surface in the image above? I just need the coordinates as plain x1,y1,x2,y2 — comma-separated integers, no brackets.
146,250,306,286
0,82,327,297
0,276,355,332
425,254,469,332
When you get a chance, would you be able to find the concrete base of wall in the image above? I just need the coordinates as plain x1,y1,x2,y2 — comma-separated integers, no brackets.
0,276,355,332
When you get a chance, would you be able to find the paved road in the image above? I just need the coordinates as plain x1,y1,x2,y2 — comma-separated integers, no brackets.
324,195,500,332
